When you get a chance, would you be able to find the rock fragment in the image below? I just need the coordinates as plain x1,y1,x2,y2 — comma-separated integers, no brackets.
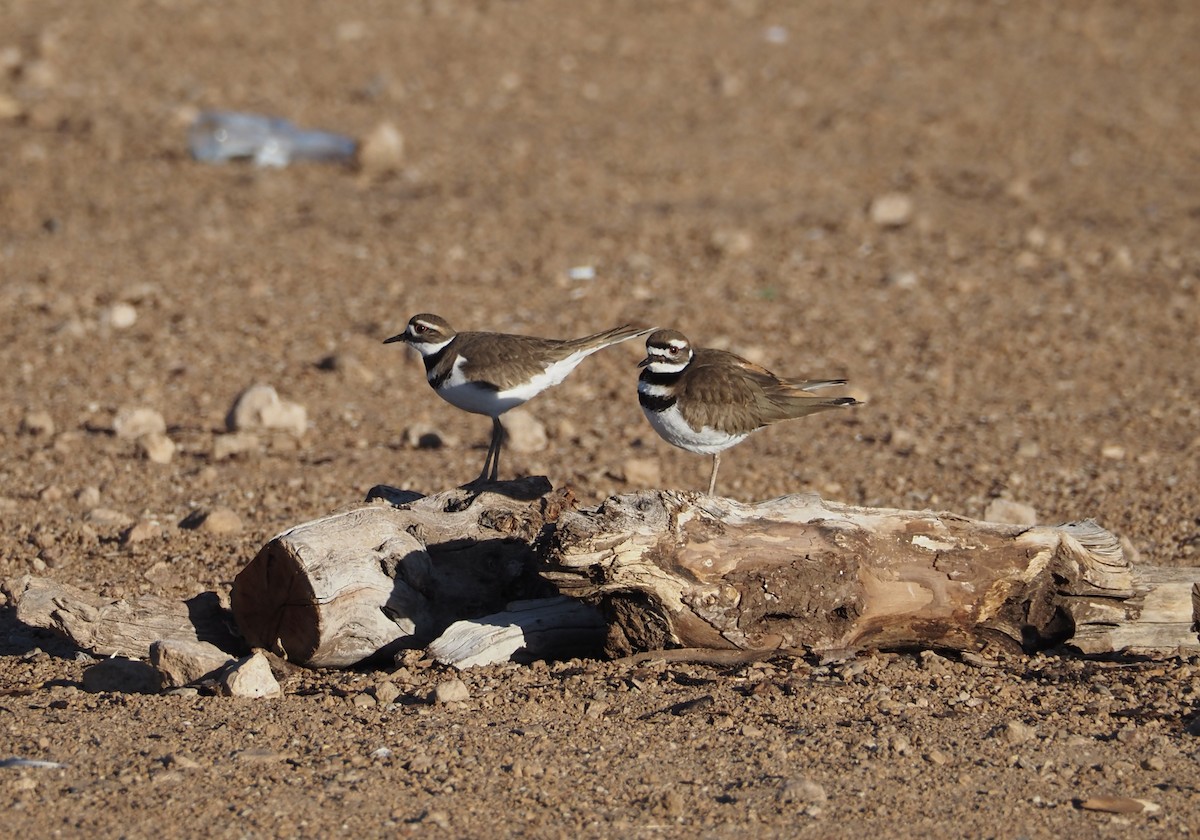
227,384,307,436
983,499,1038,526
869,192,914,228
150,639,234,689
220,651,282,698
82,657,159,694
113,407,166,440
179,507,243,535
19,410,55,436
138,432,176,464
433,678,470,704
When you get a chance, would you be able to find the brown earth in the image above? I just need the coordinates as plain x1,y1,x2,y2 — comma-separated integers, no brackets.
2,1,1199,836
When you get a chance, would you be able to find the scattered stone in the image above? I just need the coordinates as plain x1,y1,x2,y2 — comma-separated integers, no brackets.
777,776,828,804
143,561,176,588
87,507,133,529
138,432,176,464
503,409,548,454
120,519,162,546
104,302,138,330
179,507,243,535
1000,720,1037,745
869,192,914,227
925,749,949,766
615,457,661,486
38,484,64,502
373,681,401,706
708,228,754,256
211,431,260,460
885,270,919,290
226,384,307,436
357,120,405,176
403,424,447,449
984,498,1038,526
75,486,101,508
113,407,166,440
150,639,234,689
163,753,202,770
19,410,55,436
433,678,471,704
317,352,376,385
888,428,921,456
1141,756,1165,772
1076,796,1160,815
1101,444,1126,460
82,657,159,694
220,651,282,698
353,692,376,708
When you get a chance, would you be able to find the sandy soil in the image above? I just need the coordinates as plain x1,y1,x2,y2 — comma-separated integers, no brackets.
1,1,1199,836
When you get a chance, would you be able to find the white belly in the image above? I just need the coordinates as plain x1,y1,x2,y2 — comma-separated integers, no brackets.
434,351,594,418
642,404,749,454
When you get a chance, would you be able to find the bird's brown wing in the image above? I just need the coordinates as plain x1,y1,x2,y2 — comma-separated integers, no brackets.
675,350,770,436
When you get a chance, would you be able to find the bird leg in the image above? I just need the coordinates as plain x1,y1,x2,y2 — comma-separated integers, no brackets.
477,417,505,484
707,452,722,496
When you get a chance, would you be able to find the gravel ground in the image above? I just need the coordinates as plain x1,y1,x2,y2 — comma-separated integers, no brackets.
1,1,1198,836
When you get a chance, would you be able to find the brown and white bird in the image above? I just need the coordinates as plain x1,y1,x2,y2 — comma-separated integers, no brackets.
385,314,652,484
637,329,861,495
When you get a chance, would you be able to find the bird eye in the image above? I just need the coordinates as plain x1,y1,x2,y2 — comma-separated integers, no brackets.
414,324,427,334
668,347,679,356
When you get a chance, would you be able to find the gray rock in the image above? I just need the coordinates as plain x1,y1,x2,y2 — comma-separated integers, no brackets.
150,639,234,689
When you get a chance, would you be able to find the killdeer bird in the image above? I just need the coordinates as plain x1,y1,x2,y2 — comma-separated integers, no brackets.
385,314,651,484
638,329,861,495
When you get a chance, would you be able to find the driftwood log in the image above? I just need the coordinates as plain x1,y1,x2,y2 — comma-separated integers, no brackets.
6,480,1199,668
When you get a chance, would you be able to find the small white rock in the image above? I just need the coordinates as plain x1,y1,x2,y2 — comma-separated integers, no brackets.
19,410,55,436
139,432,176,464
433,678,471,704
106,302,138,329
869,192,914,228
211,431,260,460
113,407,166,440
220,651,281,699
227,385,307,436
984,498,1038,526
357,120,405,176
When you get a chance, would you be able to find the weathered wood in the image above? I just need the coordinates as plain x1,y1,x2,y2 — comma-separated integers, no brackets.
230,478,571,667
3,575,241,658
543,491,1200,658
426,596,607,669
10,483,1197,667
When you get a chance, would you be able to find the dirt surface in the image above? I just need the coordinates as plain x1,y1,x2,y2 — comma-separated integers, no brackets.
2,1,1199,836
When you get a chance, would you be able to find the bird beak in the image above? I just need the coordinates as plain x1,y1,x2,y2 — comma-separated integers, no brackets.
637,356,651,368
382,333,407,345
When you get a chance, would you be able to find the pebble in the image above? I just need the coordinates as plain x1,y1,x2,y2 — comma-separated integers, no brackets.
1001,720,1037,745
777,777,827,804
87,507,134,529
220,651,282,699
373,681,400,706
403,424,447,449
226,384,308,436
75,486,101,508
180,507,243,535
983,498,1038,526
211,431,260,460
357,120,405,176
433,678,471,704
113,407,166,440
121,519,162,546
19,410,55,436
105,302,138,329
138,432,176,464
503,409,548,454
150,639,234,689
1076,796,1159,815
869,192,914,228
